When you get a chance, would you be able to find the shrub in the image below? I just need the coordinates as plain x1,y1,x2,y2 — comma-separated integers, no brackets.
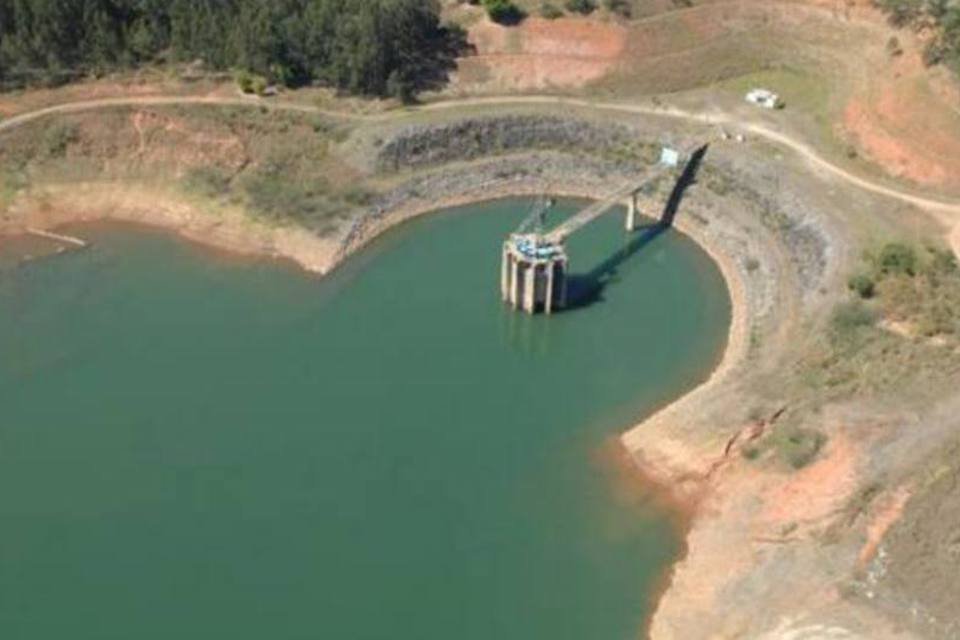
848,274,876,299
244,173,329,223
886,36,903,57
878,242,918,276
42,122,80,157
540,2,564,18
386,70,415,104
236,69,269,95
741,445,762,461
929,248,958,274
236,69,255,94
483,0,525,23
775,427,826,469
565,0,597,14
343,186,375,206
183,167,232,198
831,300,877,339
604,0,632,18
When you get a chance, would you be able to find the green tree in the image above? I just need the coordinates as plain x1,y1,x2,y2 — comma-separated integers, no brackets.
482,0,525,24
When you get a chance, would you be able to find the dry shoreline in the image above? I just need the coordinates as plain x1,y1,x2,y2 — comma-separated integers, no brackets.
1,183,343,274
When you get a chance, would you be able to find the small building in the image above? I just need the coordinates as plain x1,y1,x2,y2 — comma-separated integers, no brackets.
660,147,681,168
745,88,781,109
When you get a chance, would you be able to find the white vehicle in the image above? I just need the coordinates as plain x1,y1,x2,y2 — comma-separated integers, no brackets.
745,88,782,109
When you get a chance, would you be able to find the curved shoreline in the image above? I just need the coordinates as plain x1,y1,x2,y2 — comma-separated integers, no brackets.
3,181,749,639
4,180,750,479
6,181,751,482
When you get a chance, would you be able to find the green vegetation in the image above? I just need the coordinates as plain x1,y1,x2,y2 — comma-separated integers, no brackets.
877,241,918,276
603,0,632,18
481,0,526,24
847,273,876,299
235,70,269,97
40,122,80,158
774,426,827,470
874,0,960,74
539,2,564,19
0,0,466,98
739,415,828,470
799,242,960,399
174,108,367,232
565,0,597,14
183,167,232,199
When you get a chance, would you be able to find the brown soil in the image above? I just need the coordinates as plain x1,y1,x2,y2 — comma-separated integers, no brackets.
841,46,960,190
454,17,626,92
650,430,860,637
857,485,910,568
0,76,234,120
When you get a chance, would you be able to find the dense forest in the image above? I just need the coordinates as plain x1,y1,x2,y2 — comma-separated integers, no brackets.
0,0,466,97
874,0,960,73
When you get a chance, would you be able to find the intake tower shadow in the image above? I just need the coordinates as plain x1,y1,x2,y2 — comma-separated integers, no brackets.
565,144,709,310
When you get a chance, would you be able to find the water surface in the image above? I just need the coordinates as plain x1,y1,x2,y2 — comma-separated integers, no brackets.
0,198,730,639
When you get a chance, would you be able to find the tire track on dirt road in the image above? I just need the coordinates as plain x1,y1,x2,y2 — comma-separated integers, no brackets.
4,92,960,254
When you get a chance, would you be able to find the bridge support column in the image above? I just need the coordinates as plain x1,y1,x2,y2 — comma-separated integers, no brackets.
501,244,511,302
523,263,537,314
545,263,555,315
509,256,520,307
626,192,638,232
557,262,568,309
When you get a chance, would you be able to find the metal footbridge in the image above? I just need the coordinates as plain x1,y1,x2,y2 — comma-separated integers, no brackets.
544,143,700,243
501,142,704,314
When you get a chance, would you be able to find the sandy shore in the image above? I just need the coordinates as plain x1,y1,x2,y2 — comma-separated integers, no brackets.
1,182,342,274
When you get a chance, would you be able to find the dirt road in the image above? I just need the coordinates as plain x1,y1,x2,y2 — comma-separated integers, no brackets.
3,92,960,224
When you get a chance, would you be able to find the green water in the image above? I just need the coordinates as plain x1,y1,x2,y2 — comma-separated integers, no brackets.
0,198,729,640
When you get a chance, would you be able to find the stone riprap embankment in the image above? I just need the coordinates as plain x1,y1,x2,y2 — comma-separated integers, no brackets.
374,115,660,172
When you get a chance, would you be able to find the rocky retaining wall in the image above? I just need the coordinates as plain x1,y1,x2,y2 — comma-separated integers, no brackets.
375,115,661,172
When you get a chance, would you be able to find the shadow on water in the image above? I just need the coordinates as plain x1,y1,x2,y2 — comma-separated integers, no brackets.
566,144,709,310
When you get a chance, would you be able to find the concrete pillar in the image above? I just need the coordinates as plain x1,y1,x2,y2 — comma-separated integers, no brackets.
626,192,638,232
523,263,536,314
558,261,568,309
501,247,510,302
509,258,520,308
545,262,555,315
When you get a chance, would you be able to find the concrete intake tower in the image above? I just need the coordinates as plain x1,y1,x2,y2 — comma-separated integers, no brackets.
501,234,568,315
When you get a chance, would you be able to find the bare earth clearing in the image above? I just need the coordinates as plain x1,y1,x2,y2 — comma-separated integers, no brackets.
4,1,960,638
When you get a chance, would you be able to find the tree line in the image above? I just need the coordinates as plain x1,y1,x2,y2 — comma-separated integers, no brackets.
0,0,466,98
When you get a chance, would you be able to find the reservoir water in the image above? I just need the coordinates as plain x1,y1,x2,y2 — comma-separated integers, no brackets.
0,198,730,639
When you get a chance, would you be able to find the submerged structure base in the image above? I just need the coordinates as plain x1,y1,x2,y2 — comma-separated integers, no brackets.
501,236,568,315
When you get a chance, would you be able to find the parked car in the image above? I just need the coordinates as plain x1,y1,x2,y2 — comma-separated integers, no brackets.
745,88,783,109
